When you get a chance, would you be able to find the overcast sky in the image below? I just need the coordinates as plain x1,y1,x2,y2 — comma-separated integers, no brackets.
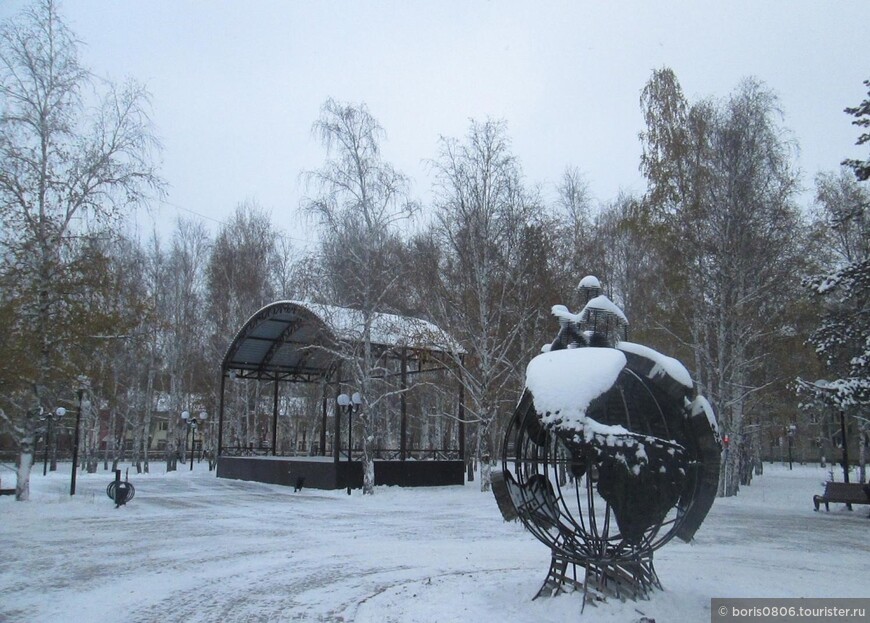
1,1,867,248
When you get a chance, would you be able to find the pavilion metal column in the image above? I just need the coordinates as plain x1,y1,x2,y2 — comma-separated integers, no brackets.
217,372,226,457
400,350,408,461
271,378,279,456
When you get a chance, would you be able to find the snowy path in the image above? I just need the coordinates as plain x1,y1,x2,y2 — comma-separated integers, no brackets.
2,463,867,622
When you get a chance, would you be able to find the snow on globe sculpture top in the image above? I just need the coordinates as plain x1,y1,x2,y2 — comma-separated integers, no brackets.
492,276,721,606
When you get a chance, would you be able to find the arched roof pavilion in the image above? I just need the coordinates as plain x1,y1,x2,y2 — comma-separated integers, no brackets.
218,301,466,463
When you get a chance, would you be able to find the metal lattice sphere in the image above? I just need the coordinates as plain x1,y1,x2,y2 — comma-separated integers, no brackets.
493,280,721,604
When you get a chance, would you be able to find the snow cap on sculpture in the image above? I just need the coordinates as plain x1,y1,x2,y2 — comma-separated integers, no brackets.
577,274,602,303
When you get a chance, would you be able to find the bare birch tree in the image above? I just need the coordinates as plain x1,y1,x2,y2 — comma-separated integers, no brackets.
0,0,161,499
156,218,211,469
430,119,545,491
302,98,417,494
207,202,277,451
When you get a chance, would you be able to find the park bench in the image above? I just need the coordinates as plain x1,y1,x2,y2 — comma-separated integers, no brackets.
813,481,870,513
0,476,14,496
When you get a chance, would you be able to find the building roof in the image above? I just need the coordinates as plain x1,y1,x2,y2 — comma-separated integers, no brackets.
221,300,462,382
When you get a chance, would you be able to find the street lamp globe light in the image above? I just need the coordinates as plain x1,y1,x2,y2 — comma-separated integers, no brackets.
181,410,207,471
337,392,363,495
42,407,66,476
197,412,208,468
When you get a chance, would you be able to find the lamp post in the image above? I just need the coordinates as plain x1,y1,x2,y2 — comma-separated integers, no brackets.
181,411,208,471
70,389,86,496
786,424,796,470
838,409,850,484
42,407,66,476
337,392,362,495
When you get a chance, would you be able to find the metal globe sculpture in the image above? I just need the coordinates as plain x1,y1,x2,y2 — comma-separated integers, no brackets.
492,276,721,605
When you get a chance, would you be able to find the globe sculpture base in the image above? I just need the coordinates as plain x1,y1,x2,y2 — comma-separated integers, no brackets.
534,551,662,604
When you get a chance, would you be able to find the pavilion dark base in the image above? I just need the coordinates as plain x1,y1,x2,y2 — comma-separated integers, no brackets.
217,456,465,490
534,550,662,609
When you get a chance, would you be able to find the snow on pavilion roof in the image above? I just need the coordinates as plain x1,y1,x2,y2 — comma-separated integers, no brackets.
222,300,463,381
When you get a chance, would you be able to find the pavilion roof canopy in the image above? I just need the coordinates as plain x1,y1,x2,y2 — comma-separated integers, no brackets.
221,300,463,382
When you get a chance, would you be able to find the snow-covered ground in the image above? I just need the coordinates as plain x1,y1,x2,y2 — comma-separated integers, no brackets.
1,462,867,622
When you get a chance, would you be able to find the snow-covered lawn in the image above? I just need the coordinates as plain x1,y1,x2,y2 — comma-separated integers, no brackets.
1,462,867,622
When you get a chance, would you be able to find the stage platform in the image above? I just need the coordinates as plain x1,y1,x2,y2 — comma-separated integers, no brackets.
217,455,465,490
